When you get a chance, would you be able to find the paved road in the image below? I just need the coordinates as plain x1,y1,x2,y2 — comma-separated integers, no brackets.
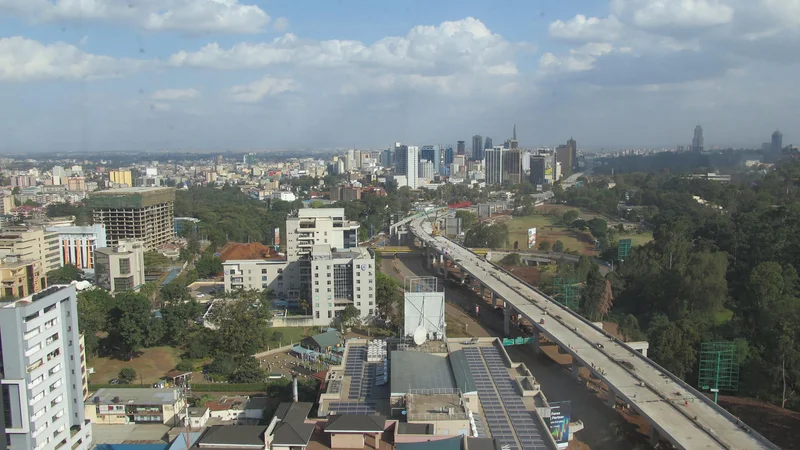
410,215,775,450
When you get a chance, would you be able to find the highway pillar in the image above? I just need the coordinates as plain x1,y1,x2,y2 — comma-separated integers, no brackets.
606,391,616,408
503,307,511,336
649,425,659,447
490,291,497,307
571,359,580,381
426,247,432,269
531,329,540,354
460,271,466,284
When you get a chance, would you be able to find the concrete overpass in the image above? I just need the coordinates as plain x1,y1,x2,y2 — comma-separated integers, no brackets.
408,214,776,450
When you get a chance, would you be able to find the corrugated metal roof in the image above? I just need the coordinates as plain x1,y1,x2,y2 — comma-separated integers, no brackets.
396,436,463,450
448,350,477,394
390,351,456,395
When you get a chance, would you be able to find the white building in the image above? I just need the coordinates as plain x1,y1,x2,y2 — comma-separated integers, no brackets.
46,225,108,271
395,144,419,189
418,160,435,182
0,285,93,450
485,147,506,185
93,240,145,293
223,208,375,326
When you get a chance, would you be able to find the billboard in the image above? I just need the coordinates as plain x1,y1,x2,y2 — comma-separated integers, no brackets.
549,401,571,447
274,228,281,246
527,227,537,248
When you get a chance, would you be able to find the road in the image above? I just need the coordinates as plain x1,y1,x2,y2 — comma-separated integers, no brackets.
409,214,776,450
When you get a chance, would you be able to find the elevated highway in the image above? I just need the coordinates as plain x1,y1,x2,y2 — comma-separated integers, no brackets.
407,214,776,450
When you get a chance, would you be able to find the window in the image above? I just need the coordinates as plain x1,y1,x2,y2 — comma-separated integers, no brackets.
118,257,131,274
315,311,320,319
315,281,319,285
369,301,373,306
278,268,283,273
328,311,332,318
357,294,361,299
356,302,361,306
262,269,267,274
262,276,267,281
24,311,40,322
327,288,332,292
43,304,56,314
315,288,319,293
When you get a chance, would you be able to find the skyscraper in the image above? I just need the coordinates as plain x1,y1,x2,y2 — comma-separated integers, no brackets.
771,129,783,154
513,124,517,141
444,145,454,173
485,147,505,185
88,187,176,250
472,135,484,161
420,145,441,175
456,141,466,155
504,150,523,184
395,145,419,189
692,124,704,153
530,155,547,186
567,138,577,171
556,144,572,176
484,137,493,150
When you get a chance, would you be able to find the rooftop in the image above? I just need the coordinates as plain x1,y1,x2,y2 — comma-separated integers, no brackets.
89,186,174,195
303,331,342,350
91,388,179,405
324,415,386,433
389,351,456,396
275,402,313,423
191,425,266,448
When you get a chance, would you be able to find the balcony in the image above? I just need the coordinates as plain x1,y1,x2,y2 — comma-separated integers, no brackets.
28,358,44,373
24,326,42,340
25,342,43,358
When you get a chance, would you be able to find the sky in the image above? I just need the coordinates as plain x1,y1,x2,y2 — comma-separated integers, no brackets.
0,0,797,153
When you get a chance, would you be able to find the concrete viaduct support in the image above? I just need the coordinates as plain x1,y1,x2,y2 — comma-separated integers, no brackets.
503,306,511,336
607,391,616,408
572,358,580,381
650,426,659,447
425,246,432,270
530,329,540,355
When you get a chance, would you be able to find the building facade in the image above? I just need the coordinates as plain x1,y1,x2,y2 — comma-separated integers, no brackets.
88,187,175,250
529,155,547,186
692,124,704,153
485,147,505,185
471,135,484,161
85,388,184,426
93,240,145,293
567,138,577,172
503,149,523,185
418,161,435,182
46,225,107,271
456,141,466,155
419,145,440,175
0,285,93,450
556,145,572,177
0,258,46,298
0,226,61,273
108,170,133,187
394,145,420,190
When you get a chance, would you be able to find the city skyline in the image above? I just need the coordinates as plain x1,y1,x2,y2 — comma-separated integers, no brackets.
1,0,798,152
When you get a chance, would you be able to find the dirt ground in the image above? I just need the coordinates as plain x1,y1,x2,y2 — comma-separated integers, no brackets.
717,396,800,450
89,346,181,384
218,242,280,262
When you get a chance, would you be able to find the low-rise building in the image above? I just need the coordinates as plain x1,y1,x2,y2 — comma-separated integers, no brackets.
0,257,46,298
86,388,185,425
47,224,108,271
93,240,145,293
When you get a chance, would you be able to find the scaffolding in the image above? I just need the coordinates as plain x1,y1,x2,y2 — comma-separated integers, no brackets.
552,276,580,310
698,341,739,403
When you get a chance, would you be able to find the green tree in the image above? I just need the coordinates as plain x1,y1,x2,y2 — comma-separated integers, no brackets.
207,354,237,378
618,314,643,341
118,367,137,384
175,360,194,372
195,254,223,278
647,315,699,380
161,299,201,346
339,305,361,330
464,223,509,248
76,289,115,356
553,240,565,252
108,292,161,360
499,253,523,266
561,210,580,225
454,210,477,232
538,241,551,252
375,272,401,321
46,264,84,284
587,218,608,240
210,293,272,355
230,356,265,383
581,265,610,320
160,282,190,305
574,255,593,283
139,281,159,307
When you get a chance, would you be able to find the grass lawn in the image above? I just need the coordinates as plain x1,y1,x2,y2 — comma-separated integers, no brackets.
267,327,313,347
616,230,654,247
714,308,734,325
445,313,471,338
88,346,181,385
505,215,596,254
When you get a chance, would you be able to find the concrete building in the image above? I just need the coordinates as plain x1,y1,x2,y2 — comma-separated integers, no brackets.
485,147,505,185
471,135,484,161
330,186,362,203
66,177,86,192
0,257,46,298
108,170,133,187
0,226,61,273
0,285,93,450
93,240,145,293
530,155,547,187
419,145,440,175
567,138,577,172
85,388,184,425
88,187,176,250
456,140,466,155
418,161,435,182
555,145,572,177
286,208,359,262
46,225,107,271
503,149,523,185
0,196,13,216
395,145,419,190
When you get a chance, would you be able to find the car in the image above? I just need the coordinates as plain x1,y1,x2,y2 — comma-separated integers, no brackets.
196,293,205,298
110,379,121,385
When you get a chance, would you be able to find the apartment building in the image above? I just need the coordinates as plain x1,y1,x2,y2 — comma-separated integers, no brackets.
45,225,107,272
107,170,133,187
223,208,375,326
0,285,93,450
93,240,145,293
88,187,175,250
0,257,46,298
85,388,184,426
0,226,61,273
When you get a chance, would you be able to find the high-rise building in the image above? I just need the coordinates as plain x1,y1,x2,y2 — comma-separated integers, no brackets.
108,170,133,187
88,187,176,250
286,209,359,262
530,155,547,186
0,226,61,273
444,146,455,169
46,225,107,271
503,150,523,185
692,124,704,153
94,240,145,293
771,129,783,154
0,196,12,216
380,148,394,167
567,138,577,171
485,147,505,185
456,141,466,155
484,137,493,150
471,135,484,161
0,285,93,450
395,145,419,189
420,145,440,175
556,144,573,177
419,160,435,182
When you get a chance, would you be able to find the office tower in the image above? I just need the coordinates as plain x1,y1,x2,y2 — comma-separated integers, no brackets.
286,209,359,262
0,226,61,273
484,137,493,151
485,147,505,185
419,161,435,182
395,145,419,189
444,146,455,168
45,225,107,271
380,148,394,167
556,144,572,176
472,135,484,161
420,145,440,175
504,149,523,184
771,130,783,154
513,124,517,141
457,141,466,155
108,170,133,187
94,240,145,293
0,285,93,450
88,187,176,250
567,138,577,171
692,124,704,153
530,155,547,186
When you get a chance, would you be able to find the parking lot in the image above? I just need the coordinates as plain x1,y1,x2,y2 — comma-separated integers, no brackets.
188,281,223,301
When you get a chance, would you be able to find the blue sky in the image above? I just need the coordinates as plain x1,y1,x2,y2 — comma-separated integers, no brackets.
0,0,798,152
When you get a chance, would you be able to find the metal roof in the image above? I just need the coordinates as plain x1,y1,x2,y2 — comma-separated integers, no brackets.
447,350,477,394
91,388,179,405
390,351,456,396
324,415,386,433
396,436,463,450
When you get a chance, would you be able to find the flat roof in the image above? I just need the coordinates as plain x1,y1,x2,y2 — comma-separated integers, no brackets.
192,425,266,448
390,351,456,395
447,350,477,394
89,187,173,195
91,388,179,405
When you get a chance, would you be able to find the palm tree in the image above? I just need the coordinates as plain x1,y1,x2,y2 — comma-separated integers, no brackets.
299,299,310,315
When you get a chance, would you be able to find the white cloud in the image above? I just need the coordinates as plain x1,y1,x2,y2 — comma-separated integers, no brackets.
611,0,734,29
151,88,201,101
0,36,144,82
227,77,296,103
272,16,289,32
150,102,171,111
549,15,624,42
539,43,615,74
169,17,518,75
0,0,271,34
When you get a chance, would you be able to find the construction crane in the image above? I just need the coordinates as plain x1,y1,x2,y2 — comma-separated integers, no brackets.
422,208,440,236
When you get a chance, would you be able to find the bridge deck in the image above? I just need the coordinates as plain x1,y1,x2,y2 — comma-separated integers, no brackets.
410,216,774,450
